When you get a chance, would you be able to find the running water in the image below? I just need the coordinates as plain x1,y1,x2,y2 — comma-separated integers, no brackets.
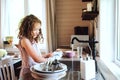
71,44,74,80
71,44,82,80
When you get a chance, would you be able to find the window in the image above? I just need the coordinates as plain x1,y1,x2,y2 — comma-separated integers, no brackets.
6,0,24,43
1,0,47,51
115,0,120,65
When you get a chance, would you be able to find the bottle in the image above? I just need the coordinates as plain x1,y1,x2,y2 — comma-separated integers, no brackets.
87,2,92,11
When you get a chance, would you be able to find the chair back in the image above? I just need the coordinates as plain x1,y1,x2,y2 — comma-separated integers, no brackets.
0,58,16,80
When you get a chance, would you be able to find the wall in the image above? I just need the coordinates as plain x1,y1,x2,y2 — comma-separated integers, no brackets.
55,0,92,48
99,0,115,62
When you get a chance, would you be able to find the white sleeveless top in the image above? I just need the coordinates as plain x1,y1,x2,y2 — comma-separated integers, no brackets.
18,39,41,79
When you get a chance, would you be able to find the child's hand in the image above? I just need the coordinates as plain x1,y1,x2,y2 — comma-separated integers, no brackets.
46,53,53,58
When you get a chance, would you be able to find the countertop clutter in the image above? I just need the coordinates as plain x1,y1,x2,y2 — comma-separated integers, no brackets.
0,49,7,59
5,47,20,55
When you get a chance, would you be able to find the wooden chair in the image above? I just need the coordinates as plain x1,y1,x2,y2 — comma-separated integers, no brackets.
0,58,17,80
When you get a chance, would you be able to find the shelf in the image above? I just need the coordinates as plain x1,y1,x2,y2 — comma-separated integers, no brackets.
82,0,93,2
82,11,99,20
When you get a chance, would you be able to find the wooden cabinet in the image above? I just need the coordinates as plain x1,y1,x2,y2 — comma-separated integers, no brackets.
82,0,99,20
82,11,99,20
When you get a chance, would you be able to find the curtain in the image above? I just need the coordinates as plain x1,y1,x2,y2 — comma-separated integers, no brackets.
46,0,57,52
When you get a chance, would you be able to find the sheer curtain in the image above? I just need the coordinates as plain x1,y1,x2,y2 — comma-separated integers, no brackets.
0,0,24,48
46,0,57,52
0,0,48,53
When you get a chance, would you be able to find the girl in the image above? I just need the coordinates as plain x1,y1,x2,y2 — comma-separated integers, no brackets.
17,14,53,80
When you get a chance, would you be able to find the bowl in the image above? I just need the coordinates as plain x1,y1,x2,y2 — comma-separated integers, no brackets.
64,51,75,58
30,63,67,79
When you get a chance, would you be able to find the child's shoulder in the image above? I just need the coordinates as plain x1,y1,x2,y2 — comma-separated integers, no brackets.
21,37,30,43
20,37,32,47
21,37,29,40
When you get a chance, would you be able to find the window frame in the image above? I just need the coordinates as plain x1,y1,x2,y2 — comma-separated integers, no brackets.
115,0,120,66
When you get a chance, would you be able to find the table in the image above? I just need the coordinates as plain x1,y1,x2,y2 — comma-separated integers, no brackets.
0,55,21,65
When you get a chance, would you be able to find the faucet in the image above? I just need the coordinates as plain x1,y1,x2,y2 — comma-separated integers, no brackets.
71,37,80,44
71,37,93,59
71,37,89,44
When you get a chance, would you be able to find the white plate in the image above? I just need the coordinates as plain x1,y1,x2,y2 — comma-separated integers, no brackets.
31,71,66,80
12,57,21,60
33,63,67,73
30,66,67,78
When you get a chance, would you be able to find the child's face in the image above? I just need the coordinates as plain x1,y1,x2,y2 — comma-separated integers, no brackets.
31,23,41,38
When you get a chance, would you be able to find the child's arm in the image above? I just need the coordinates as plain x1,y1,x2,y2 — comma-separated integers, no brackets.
21,38,47,63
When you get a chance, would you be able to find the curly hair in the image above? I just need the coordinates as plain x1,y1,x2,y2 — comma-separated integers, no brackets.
18,14,43,43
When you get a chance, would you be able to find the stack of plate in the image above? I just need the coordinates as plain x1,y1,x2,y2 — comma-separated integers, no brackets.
30,63,67,80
